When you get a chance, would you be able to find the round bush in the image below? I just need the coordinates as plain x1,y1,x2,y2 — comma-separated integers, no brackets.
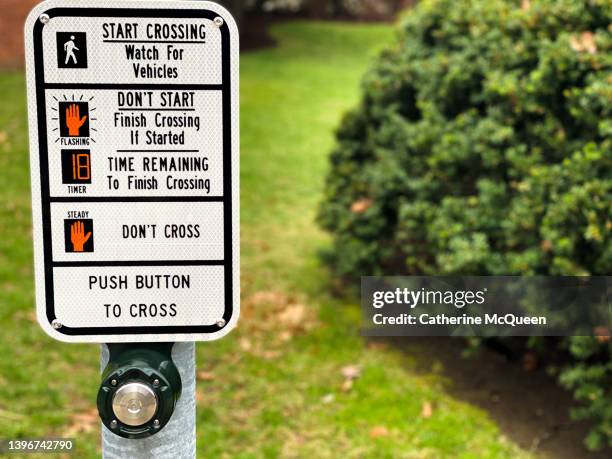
318,0,611,449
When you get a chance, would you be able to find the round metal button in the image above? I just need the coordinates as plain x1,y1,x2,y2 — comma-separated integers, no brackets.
112,382,158,426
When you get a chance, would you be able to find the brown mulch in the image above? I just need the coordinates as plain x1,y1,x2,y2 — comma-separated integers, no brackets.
0,0,39,69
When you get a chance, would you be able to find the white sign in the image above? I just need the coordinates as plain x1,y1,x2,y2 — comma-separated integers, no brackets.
24,0,239,342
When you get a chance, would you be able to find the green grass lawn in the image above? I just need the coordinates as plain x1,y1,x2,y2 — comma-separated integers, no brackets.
0,21,532,458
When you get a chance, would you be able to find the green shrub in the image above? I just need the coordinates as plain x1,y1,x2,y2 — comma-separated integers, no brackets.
318,0,611,449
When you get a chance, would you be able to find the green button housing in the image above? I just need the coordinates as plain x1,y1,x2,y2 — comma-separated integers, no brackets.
97,343,182,439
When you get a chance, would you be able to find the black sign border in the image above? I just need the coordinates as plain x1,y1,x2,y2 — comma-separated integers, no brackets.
32,7,235,336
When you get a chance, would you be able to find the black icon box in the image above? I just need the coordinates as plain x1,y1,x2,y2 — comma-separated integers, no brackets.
61,150,91,184
58,101,90,138
57,32,88,69
64,219,94,253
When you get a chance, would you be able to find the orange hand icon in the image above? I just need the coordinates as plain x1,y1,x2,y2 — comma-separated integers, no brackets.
70,221,91,252
66,103,87,136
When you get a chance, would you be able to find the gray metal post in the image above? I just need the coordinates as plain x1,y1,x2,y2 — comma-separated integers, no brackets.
100,343,196,458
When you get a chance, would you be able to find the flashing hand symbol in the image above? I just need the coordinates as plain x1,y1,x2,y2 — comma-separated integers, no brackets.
66,103,87,136
70,221,91,252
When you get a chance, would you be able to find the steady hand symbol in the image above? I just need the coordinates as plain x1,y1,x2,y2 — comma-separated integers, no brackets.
66,103,87,136
70,221,91,252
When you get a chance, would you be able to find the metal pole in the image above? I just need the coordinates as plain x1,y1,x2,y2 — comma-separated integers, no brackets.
100,343,196,458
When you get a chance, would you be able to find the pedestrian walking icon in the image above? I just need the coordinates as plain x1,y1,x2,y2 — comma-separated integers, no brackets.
64,36,78,64
57,32,87,68
64,219,94,252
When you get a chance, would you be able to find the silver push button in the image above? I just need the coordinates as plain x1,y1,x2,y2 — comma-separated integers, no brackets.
112,382,158,426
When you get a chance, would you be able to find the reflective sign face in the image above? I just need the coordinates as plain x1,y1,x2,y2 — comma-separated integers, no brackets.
24,0,239,342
